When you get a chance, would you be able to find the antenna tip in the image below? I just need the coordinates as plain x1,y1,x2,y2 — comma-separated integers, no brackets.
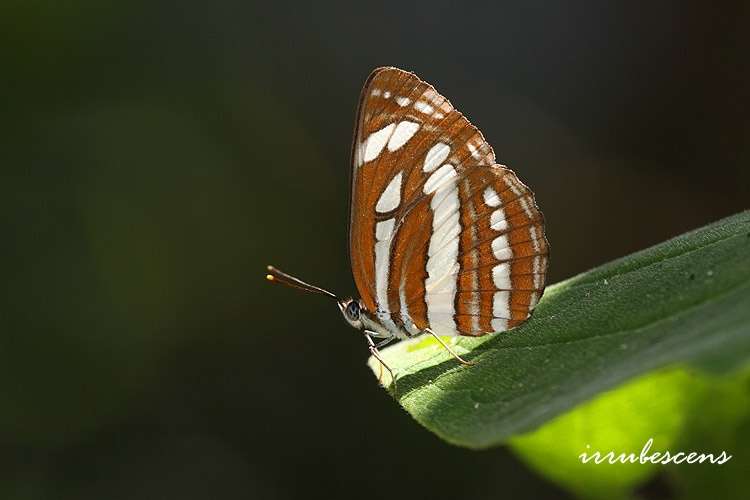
266,264,275,271
266,274,274,281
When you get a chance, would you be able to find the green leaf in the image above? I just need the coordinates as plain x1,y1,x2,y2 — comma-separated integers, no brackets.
367,211,750,449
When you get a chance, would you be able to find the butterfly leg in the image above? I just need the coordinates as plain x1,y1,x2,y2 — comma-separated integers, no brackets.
372,337,397,383
372,336,396,349
424,327,475,366
364,333,397,389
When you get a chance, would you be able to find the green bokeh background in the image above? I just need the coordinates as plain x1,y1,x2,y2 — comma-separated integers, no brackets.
2,1,748,499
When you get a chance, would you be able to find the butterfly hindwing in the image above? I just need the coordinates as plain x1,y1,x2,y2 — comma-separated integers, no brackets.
349,67,547,338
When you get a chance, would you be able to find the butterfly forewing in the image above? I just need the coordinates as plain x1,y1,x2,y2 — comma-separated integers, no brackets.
349,67,547,338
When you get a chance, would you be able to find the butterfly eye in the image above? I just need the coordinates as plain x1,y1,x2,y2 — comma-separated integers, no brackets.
346,301,361,321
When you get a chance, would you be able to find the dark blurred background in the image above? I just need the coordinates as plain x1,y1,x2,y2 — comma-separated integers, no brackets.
2,1,748,499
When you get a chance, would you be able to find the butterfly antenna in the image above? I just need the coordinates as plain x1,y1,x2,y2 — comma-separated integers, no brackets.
265,265,338,300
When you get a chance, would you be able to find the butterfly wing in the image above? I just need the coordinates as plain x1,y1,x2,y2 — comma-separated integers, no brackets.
349,67,547,337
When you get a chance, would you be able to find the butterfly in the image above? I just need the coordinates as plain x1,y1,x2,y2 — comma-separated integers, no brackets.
267,67,548,383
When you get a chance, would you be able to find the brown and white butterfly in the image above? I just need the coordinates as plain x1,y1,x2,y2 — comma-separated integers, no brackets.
267,67,548,381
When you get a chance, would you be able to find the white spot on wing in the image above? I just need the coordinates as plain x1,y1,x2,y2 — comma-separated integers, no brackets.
374,219,395,314
519,197,533,218
504,176,522,196
414,101,435,114
490,209,508,232
463,186,481,333
493,290,510,319
504,176,534,218
428,316,461,336
530,246,546,292
492,234,512,261
529,292,539,309
424,164,457,194
529,226,541,252
535,256,547,290
387,121,420,152
422,88,438,103
375,219,394,241
491,318,508,332
483,187,501,207
374,218,400,335
395,96,410,107
467,142,481,160
533,254,543,289
423,142,450,172
375,171,402,213
493,262,511,289
423,164,460,334
363,123,396,162
383,91,391,99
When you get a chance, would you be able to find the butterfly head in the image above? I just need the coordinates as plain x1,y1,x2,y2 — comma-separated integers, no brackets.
337,297,365,330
